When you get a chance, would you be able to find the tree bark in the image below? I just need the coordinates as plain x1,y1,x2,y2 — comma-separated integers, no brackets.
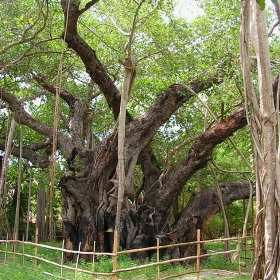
0,118,16,239
162,181,252,260
13,124,23,251
36,188,45,242
57,106,249,259
240,1,280,278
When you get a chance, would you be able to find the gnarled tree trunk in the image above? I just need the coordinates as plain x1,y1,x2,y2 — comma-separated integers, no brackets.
56,104,249,259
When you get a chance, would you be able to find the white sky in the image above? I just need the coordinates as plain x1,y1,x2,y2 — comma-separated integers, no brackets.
174,1,204,21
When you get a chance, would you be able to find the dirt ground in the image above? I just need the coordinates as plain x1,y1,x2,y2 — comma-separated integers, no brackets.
175,269,251,279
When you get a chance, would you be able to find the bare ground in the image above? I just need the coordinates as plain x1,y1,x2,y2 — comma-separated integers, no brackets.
172,269,251,279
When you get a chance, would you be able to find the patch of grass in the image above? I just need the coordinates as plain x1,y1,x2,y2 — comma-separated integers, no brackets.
199,240,253,273
0,262,49,280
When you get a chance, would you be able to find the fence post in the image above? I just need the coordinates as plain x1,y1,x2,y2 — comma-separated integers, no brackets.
13,238,16,262
22,235,25,266
4,233,8,265
74,242,81,280
34,226,38,269
196,229,201,280
60,239,64,277
91,240,96,279
112,230,118,280
157,238,160,279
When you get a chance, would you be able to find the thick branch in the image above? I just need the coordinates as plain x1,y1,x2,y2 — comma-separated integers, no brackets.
0,87,74,160
61,0,121,119
0,142,50,168
77,75,226,180
125,77,224,161
171,180,252,237
152,107,247,226
33,75,79,106
33,75,84,148
80,0,100,14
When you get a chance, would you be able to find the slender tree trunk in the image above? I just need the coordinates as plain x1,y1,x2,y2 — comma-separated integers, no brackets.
115,59,131,244
240,1,279,278
115,1,141,245
36,188,45,242
25,177,32,241
232,179,253,262
210,164,230,260
13,124,23,250
0,118,16,239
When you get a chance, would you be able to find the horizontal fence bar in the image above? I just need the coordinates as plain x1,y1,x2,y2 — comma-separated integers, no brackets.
113,249,240,274
0,250,114,276
0,236,251,256
0,240,115,257
118,236,251,255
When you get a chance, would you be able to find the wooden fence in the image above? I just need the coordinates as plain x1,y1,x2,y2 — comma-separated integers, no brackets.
0,229,253,280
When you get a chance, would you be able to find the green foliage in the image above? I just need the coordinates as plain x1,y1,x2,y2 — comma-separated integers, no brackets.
0,243,185,279
3,160,63,240
256,0,266,10
204,199,253,239
0,263,48,280
202,240,253,271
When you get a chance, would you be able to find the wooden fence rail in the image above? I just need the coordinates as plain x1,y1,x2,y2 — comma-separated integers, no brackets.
0,230,253,280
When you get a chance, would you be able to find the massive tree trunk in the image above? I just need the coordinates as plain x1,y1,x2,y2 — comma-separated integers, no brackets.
58,106,249,258
59,152,252,260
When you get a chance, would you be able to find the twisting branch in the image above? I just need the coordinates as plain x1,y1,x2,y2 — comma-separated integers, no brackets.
32,75,84,149
0,142,51,168
61,0,121,119
0,87,74,160
164,135,199,167
157,135,199,189
210,154,251,174
153,107,248,227
32,74,80,107
1,38,62,68
80,0,100,14
104,14,130,36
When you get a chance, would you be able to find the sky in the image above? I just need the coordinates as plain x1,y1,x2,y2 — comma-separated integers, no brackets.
174,0,204,21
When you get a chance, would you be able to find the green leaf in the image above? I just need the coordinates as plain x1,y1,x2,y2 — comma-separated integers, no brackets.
256,0,266,10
